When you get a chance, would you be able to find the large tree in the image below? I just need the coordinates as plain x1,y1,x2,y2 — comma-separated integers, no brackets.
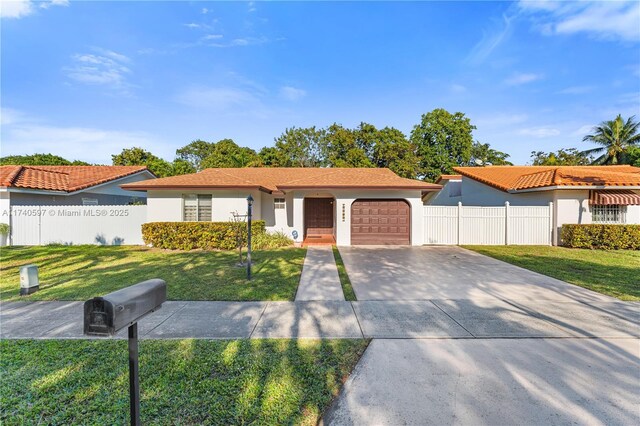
273,126,325,167
622,146,640,166
257,146,281,167
357,123,419,178
530,148,592,166
199,139,261,168
112,147,195,177
410,108,475,181
323,123,372,168
582,114,640,164
469,142,512,166
0,153,89,166
175,140,217,171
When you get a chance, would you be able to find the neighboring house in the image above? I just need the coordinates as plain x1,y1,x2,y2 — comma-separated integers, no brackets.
424,165,640,244
0,165,155,214
122,168,441,246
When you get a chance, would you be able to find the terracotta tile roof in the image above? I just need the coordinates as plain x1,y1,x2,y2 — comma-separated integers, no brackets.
122,167,440,192
0,165,150,192
453,165,640,192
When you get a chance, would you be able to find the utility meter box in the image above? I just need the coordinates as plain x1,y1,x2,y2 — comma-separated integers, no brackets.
20,264,39,295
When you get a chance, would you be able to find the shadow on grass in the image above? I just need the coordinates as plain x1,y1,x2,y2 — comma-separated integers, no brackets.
0,246,306,302
0,338,368,425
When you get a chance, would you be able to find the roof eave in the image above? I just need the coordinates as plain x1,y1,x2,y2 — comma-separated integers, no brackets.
121,184,273,193
277,185,441,190
509,185,640,193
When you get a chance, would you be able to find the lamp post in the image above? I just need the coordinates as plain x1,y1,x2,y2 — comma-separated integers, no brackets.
246,195,253,280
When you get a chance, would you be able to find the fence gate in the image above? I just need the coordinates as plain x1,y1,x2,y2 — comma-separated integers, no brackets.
424,202,552,245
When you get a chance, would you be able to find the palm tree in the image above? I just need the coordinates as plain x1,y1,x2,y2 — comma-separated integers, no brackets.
582,115,640,164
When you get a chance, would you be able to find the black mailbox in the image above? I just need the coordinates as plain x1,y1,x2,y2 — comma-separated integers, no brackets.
84,279,166,336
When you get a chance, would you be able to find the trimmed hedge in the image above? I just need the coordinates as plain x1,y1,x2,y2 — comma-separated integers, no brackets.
142,221,266,251
561,224,640,250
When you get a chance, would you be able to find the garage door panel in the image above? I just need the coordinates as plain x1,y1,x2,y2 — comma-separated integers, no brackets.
351,199,410,245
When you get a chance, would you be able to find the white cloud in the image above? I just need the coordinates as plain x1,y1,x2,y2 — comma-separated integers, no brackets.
40,0,68,10
466,13,515,64
175,87,260,110
184,23,200,29
505,72,543,86
450,84,467,94
518,0,640,42
64,49,132,93
518,127,561,138
571,124,594,137
209,36,269,48
0,107,27,125
279,86,306,101
1,0,67,19
202,34,223,40
475,113,529,127
1,0,33,18
557,85,594,95
201,7,209,14
1,108,171,163
248,2,257,13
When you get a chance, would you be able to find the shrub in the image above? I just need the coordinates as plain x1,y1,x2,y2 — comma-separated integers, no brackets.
251,230,294,249
142,221,266,251
0,223,9,236
561,224,640,250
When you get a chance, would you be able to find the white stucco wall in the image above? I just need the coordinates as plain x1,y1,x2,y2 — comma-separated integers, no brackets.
146,189,263,223
0,191,10,225
145,188,425,245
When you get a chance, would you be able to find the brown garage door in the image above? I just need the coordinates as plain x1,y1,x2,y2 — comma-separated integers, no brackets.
351,199,410,245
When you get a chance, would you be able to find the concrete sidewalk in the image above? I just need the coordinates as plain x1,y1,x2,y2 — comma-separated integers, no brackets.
295,247,345,301
1,299,637,340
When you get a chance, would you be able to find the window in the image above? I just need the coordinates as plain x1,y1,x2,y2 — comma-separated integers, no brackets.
448,181,462,198
184,194,212,221
82,198,98,206
591,205,626,224
274,198,285,209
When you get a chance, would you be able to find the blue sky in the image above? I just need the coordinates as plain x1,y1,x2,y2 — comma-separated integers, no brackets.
2,0,639,165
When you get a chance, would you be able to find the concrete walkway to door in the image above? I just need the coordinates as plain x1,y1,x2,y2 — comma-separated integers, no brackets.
295,246,345,301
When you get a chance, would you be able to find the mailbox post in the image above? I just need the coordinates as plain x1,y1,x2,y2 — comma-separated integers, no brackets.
84,279,167,426
246,194,253,280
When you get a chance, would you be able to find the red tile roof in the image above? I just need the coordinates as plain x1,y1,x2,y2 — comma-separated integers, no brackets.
453,165,640,192
122,167,440,192
0,165,150,192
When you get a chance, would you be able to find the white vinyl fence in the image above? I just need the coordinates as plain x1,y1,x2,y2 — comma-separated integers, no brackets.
424,202,552,245
8,205,146,246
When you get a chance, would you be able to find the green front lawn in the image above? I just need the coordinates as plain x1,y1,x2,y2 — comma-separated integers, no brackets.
332,246,356,301
1,339,369,425
465,245,640,301
0,246,306,301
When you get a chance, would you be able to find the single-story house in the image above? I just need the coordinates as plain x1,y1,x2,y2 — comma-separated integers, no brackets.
122,167,441,246
0,165,155,214
424,165,640,244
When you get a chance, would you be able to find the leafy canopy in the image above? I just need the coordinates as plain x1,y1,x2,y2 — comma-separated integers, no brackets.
410,108,475,181
0,153,89,166
582,114,640,165
530,148,592,166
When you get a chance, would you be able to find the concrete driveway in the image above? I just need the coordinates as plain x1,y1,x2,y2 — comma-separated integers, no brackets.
323,338,640,425
338,246,614,303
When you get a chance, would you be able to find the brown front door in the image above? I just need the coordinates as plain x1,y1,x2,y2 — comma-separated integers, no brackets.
304,198,334,236
351,199,411,245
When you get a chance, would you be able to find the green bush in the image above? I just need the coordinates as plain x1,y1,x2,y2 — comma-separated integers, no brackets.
252,230,294,249
0,223,9,236
142,221,266,251
561,224,640,250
